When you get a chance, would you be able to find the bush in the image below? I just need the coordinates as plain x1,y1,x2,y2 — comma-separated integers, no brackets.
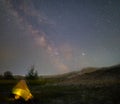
26,66,38,80
3,71,14,79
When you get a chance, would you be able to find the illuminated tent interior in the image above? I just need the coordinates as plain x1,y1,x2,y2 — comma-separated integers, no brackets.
12,80,33,101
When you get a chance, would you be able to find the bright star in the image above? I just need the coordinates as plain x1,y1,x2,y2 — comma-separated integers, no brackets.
82,52,86,56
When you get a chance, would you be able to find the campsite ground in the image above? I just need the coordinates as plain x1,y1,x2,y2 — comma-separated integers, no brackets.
0,79,120,104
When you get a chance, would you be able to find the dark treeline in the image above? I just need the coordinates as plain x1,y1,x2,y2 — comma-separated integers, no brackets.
0,66,38,80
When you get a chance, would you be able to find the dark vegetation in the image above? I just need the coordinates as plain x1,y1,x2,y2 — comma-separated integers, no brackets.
0,64,120,104
25,65,39,80
0,71,15,80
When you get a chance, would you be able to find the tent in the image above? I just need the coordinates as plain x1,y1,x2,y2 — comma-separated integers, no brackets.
12,80,33,101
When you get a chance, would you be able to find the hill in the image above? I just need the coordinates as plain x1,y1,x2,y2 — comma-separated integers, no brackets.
56,64,120,85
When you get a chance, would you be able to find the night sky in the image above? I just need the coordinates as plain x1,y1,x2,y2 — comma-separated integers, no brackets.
0,0,120,75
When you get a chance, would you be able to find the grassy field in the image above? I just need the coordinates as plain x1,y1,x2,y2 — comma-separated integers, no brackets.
0,79,120,104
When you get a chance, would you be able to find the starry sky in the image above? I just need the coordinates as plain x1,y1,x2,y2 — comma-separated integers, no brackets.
0,0,120,75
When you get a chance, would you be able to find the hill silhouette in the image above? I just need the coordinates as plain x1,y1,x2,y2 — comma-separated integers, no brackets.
55,64,120,85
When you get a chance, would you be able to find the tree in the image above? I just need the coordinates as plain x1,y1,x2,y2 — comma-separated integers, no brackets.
26,65,38,80
0,74,3,79
3,71,14,79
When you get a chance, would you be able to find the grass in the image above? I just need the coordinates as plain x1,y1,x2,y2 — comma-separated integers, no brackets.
0,79,120,104
31,84,120,104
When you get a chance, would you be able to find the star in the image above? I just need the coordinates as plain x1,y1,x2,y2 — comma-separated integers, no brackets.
7,18,10,22
82,52,86,56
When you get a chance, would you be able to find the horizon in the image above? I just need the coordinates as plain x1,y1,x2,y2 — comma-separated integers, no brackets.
0,63,119,76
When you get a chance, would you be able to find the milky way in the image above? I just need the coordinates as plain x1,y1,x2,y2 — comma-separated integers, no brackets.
0,0,120,75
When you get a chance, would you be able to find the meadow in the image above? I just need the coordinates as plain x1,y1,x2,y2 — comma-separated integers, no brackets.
0,79,120,104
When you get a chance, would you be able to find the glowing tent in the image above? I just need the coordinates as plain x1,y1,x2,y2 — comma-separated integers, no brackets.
12,80,33,101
